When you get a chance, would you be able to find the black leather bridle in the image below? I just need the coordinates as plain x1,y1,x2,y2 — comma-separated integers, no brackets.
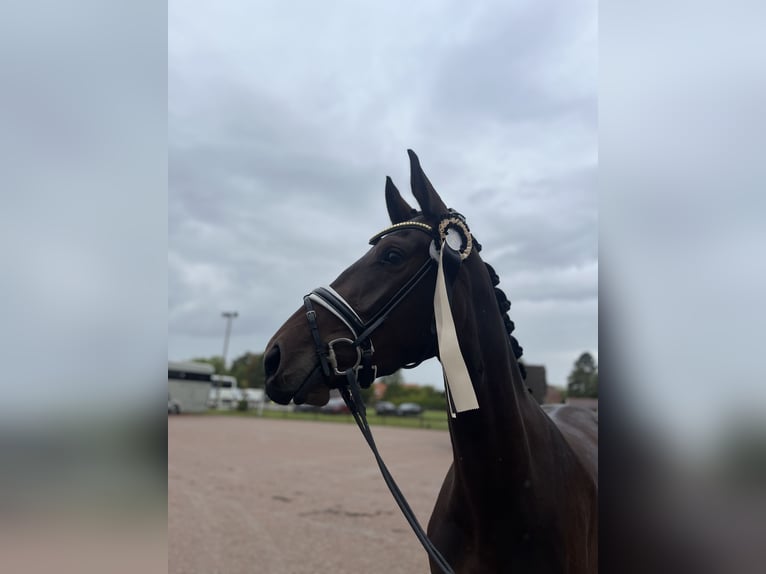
303,251,436,388
301,219,458,574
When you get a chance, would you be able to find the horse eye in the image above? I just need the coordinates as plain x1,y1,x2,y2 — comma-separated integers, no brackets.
382,249,404,265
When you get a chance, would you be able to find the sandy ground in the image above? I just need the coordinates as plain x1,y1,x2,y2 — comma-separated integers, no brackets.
169,416,453,574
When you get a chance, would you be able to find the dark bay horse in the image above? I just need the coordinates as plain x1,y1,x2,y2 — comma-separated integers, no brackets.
264,151,598,573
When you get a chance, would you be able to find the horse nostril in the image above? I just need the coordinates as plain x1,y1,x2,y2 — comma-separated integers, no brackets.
264,344,281,377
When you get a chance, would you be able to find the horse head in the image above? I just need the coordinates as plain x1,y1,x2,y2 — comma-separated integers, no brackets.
264,150,486,406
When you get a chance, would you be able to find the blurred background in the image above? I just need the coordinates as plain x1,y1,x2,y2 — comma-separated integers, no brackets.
600,2,766,571
0,2,167,573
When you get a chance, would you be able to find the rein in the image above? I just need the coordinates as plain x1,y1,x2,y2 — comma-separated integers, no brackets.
339,368,455,574
301,216,474,574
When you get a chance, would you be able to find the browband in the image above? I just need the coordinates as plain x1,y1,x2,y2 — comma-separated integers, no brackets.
369,221,435,245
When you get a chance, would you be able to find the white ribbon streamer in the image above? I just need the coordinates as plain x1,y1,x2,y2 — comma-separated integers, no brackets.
433,242,480,417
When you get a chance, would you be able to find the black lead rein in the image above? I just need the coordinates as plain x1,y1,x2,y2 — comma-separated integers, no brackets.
338,369,455,574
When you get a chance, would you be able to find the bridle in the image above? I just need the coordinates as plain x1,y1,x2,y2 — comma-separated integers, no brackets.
300,214,474,574
303,221,437,389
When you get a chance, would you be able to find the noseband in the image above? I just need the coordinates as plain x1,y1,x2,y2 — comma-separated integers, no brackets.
302,221,438,388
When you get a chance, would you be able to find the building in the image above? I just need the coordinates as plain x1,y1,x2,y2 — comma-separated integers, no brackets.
544,386,564,404
523,364,548,405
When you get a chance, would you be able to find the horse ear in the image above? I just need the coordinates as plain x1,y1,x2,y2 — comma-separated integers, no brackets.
408,149,448,218
385,176,416,223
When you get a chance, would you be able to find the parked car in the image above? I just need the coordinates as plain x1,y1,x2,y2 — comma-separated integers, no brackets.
168,395,181,414
294,403,321,413
375,401,397,416
397,402,423,416
320,397,350,414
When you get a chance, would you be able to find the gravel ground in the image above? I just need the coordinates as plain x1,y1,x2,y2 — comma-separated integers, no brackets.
169,416,453,574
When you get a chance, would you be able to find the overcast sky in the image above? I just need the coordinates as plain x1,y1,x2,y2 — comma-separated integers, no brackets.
168,0,598,389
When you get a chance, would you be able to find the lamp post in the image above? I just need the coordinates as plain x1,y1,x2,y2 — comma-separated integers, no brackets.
217,311,238,409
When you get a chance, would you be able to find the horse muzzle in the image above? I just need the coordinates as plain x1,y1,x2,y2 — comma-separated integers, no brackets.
264,342,332,406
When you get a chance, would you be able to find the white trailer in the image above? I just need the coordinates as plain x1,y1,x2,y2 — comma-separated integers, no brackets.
208,375,267,411
209,374,242,410
168,361,214,413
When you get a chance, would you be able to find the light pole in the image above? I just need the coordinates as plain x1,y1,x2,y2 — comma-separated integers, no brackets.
217,311,238,409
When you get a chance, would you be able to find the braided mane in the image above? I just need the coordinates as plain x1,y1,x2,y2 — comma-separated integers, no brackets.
484,262,527,380
472,239,527,381
395,209,528,381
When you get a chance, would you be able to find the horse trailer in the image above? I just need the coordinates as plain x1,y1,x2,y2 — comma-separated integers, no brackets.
168,361,214,413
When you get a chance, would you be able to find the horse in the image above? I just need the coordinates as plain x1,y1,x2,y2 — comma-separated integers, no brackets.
264,150,598,573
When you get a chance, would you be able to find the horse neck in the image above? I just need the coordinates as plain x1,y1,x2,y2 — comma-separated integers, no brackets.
445,261,549,495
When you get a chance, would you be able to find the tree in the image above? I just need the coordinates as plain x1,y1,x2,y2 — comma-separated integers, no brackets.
380,371,405,403
382,371,404,385
359,383,375,405
377,371,447,410
567,352,598,398
229,352,266,390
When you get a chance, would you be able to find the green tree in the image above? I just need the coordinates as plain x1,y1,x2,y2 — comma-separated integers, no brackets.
359,383,375,405
382,371,404,385
380,371,405,403
567,352,598,398
377,371,447,410
229,352,266,390
412,386,447,410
